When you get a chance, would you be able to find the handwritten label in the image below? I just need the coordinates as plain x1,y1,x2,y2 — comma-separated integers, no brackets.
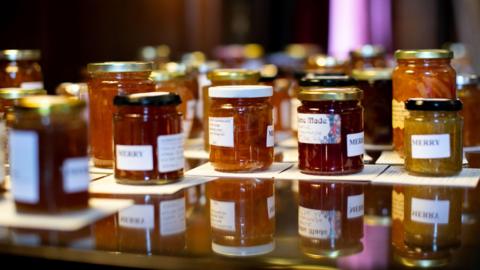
266,125,274,147
119,205,154,229
116,145,153,171
347,132,364,157
267,195,275,219
298,206,341,239
210,199,235,231
209,117,234,147
157,133,184,172
160,198,186,236
347,193,364,219
298,113,341,144
411,134,450,159
62,157,89,193
411,198,449,224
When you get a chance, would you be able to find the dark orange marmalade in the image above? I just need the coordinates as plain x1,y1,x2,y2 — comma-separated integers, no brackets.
87,62,154,168
113,92,183,184
0,50,43,89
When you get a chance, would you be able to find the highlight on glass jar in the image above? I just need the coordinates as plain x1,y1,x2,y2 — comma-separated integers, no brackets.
113,92,184,185
206,178,275,256
208,85,274,172
298,181,364,258
87,61,154,168
456,74,480,150
404,98,463,176
297,76,364,175
392,49,456,157
349,44,387,71
0,49,43,89
9,95,89,213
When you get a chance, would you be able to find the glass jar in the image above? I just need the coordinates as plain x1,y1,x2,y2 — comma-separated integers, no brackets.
9,96,89,213
55,82,89,102
87,61,154,168
206,178,275,256
349,45,387,71
456,74,480,149
209,85,273,172
0,50,43,89
392,50,456,156
297,77,364,175
113,92,183,184
305,54,346,74
404,98,463,176
202,69,260,150
298,181,364,258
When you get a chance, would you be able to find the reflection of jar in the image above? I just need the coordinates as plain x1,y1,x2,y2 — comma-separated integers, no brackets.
298,181,364,258
349,45,387,71
297,78,364,175
209,85,274,172
392,50,456,156
0,50,43,89
87,62,154,168
457,74,480,149
207,178,275,256
9,96,89,213
113,92,183,184
404,98,463,176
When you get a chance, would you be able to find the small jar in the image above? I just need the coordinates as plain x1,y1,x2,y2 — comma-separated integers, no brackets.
9,96,89,213
349,45,387,71
113,92,183,184
456,74,480,149
209,85,274,172
207,178,275,256
87,61,154,168
404,98,463,176
392,50,456,156
0,50,43,89
297,76,364,175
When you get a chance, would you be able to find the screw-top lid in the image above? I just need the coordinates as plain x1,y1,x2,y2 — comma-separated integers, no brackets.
207,69,260,81
0,88,47,100
456,74,478,87
209,85,273,98
395,49,453,60
350,45,385,58
0,50,41,61
298,87,363,101
114,92,181,106
293,70,345,80
15,95,85,114
352,68,392,80
405,98,462,111
300,75,356,87
87,61,153,73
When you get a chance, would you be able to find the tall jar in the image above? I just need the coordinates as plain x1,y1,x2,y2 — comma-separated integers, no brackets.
392,50,456,156
87,61,154,168
456,74,480,150
0,50,43,89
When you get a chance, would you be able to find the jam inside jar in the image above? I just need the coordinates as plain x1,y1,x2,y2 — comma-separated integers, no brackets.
0,50,43,89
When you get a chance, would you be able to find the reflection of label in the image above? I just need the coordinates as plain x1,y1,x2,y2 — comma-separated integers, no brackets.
392,99,409,129
290,98,301,131
160,198,186,236
209,117,234,147
187,187,198,204
10,130,39,203
347,193,364,219
116,145,153,171
20,81,44,90
411,198,449,224
281,100,290,128
347,132,364,157
267,195,275,219
119,205,154,229
210,199,235,232
62,157,89,193
298,207,341,239
392,191,404,221
298,113,341,144
158,133,184,173
266,125,274,147
186,100,196,120
182,120,193,139
411,134,450,159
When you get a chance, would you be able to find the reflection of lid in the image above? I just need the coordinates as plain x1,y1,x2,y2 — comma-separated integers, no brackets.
302,241,363,259
393,252,450,268
395,49,453,59
114,92,181,106
350,45,385,58
87,62,153,73
209,85,272,98
300,75,356,87
0,88,47,100
456,74,478,86
298,87,363,101
207,69,260,81
405,98,462,111
15,95,85,114
0,50,41,61
352,68,392,80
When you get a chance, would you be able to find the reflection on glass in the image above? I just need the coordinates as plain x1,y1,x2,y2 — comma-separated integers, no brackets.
9,227,93,248
364,184,392,217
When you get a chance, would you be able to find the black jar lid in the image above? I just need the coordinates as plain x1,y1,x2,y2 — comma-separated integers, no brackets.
299,75,356,87
114,92,181,106
405,98,462,111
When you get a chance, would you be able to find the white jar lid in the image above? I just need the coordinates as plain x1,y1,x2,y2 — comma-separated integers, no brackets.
209,85,273,98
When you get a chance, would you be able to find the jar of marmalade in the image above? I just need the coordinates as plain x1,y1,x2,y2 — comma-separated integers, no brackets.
87,61,154,168
297,76,364,175
392,50,456,156
0,50,43,89
349,45,387,71
9,96,89,213
113,92,183,184
209,85,274,172
456,74,480,150
404,98,463,176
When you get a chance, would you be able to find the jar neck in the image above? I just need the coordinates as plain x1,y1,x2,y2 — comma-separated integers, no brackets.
211,97,271,104
397,58,451,67
91,71,151,80
409,110,459,118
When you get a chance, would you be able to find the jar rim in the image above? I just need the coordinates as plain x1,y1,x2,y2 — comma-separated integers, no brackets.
207,68,260,81
0,88,47,100
298,87,363,101
209,85,273,98
0,49,41,61
150,70,186,82
395,49,453,59
87,61,153,73
405,98,462,111
352,68,392,80
114,92,181,106
15,95,85,113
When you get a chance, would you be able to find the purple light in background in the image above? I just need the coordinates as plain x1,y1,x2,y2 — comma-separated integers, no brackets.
369,0,393,52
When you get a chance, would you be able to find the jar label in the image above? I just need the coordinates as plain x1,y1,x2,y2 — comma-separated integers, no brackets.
20,81,44,90
392,190,404,221
160,197,186,236
281,99,290,128
119,204,155,229
157,133,184,173
347,132,364,157
298,206,341,239
411,134,451,159
210,199,235,232
290,98,301,131
266,125,274,147
411,198,449,224
347,193,364,219
116,145,154,171
267,195,275,219
297,113,341,144
209,117,234,147
186,100,196,120
9,130,39,203
62,157,89,193
392,99,409,129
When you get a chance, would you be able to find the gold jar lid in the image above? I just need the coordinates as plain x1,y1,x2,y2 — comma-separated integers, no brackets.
15,95,86,114
207,69,260,81
350,45,385,58
87,61,153,73
395,49,453,59
298,87,363,101
0,88,47,100
0,50,41,61
150,70,186,82
352,68,392,80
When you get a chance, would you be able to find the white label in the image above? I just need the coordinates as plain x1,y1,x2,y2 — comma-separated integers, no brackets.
298,206,341,239
290,98,301,131
160,198,186,236
186,100,196,120
392,191,404,221
210,199,235,232
62,157,89,193
266,125,274,147
298,113,341,144
347,193,364,219
411,134,450,159
116,145,153,171
347,132,364,157
411,198,449,224
157,133,184,173
209,117,234,147
280,100,290,129
20,81,44,90
10,130,39,203
119,204,154,229
267,195,275,219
